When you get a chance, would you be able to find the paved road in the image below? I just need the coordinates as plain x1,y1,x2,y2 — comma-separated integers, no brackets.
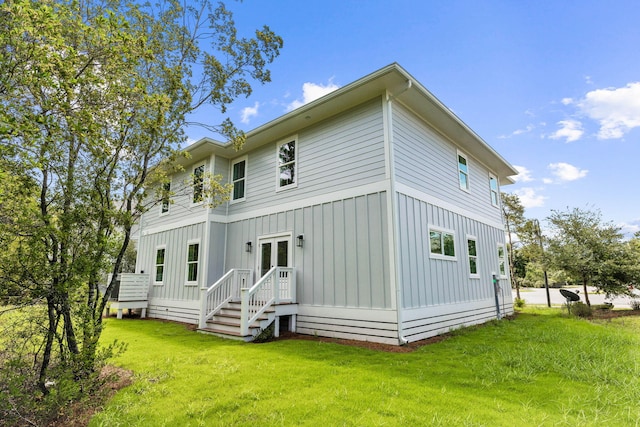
513,286,639,309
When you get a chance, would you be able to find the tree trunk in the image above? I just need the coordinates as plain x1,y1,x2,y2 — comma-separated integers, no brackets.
582,276,591,306
38,298,57,395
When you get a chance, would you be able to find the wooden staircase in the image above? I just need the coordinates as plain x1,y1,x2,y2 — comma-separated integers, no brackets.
198,301,276,342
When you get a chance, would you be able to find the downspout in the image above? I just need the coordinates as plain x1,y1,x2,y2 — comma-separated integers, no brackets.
386,80,412,345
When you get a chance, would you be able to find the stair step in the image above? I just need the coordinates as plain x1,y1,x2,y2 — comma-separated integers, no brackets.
197,328,253,342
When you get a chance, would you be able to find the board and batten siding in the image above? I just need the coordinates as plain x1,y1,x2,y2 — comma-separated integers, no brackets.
392,102,503,225
225,191,391,310
137,221,224,324
396,192,509,309
227,98,386,216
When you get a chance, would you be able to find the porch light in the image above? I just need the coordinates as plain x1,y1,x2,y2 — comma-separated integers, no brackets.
296,234,304,248
245,241,252,253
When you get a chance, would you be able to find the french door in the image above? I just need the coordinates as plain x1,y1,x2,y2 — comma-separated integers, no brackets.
257,235,291,277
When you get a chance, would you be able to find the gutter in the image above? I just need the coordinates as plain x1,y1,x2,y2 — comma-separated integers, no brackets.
386,79,412,345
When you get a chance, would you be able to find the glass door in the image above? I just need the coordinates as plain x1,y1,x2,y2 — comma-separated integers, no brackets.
258,235,291,277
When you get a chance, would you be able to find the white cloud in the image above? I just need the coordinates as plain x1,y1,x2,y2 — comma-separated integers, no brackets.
577,82,640,139
542,178,553,184
547,162,588,182
240,102,260,124
619,221,640,236
514,187,546,208
512,165,533,182
498,124,534,139
286,80,340,111
561,97,573,105
549,119,584,142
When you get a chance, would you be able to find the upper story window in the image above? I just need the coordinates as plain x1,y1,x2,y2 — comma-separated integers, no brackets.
429,227,456,260
231,157,247,202
277,138,297,190
489,174,499,207
467,237,479,278
160,181,171,215
457,151,469,191
192,164,205,204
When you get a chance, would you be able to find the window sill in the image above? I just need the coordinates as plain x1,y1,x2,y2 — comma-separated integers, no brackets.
429,254,457,261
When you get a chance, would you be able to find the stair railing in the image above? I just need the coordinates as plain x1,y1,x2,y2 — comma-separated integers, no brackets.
199,269,252,329
240,267,295,336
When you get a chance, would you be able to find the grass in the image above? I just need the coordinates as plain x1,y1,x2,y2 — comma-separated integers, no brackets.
92,309,640,426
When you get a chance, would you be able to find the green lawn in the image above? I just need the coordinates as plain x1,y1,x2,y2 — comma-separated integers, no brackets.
92,309,640,426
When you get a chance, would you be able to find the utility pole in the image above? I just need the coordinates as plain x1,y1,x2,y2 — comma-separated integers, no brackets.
533,219,551,307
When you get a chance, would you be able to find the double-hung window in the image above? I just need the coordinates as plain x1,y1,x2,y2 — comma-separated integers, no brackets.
186,241,200,284
458,151,470,191
467,237,479,277
277,138,297,190
231,157,247,202
192,164,205,204
429,227,456,259
160,181,171,214
154,246,166,284
497,244,507,277
489,174,499,207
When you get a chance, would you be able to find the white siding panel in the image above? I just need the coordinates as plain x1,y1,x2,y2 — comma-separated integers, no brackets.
396,192,512,310
401,299,514,343
393,103,503,225
223,191,391,310
227,98,386,216
296,305,398,345
139,222,206,303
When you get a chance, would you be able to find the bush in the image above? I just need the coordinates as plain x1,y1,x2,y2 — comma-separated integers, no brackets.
593,303,613,310
630,299,640,311
571,301,592,318
514,298,526,308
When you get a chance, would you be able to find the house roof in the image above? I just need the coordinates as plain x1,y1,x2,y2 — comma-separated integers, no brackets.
185,63,518,184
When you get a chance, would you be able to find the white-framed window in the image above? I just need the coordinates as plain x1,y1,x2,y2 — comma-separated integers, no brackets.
489,174,499,207
457,150,470,191
154,245,166,285
160,181,171,215
429,227,456,260
276,137,297,190
192,163,205,204
497,243,507,277
231,156,247,202
186,240,200,285
467,236,479,278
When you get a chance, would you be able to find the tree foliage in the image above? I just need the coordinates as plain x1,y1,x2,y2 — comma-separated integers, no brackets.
546,207,635,304
0,0,281,420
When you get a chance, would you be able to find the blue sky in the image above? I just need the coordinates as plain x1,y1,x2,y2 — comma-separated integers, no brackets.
186,0,640,236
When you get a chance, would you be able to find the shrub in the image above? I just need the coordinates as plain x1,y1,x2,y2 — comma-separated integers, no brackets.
571,301,592,318
593,303,613,310
514,298,526,308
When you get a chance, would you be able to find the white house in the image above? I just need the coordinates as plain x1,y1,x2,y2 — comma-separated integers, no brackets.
134,63,518,345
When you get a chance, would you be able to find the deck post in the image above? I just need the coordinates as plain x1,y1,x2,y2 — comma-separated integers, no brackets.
199,287,208,329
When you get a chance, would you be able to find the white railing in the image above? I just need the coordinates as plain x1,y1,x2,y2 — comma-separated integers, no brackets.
240,267,295,336
199,269,252,329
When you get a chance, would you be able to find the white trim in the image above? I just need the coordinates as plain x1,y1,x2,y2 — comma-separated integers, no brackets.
466,235,480,279
230,155,248,204
153,244,167,285
395,182,505,230
191,163,206,206
228,180,390,224
185,239,201,286
489,173,500,208
428,226,457,261
141,215,207,236
275,135,298,192
457,149,470,193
